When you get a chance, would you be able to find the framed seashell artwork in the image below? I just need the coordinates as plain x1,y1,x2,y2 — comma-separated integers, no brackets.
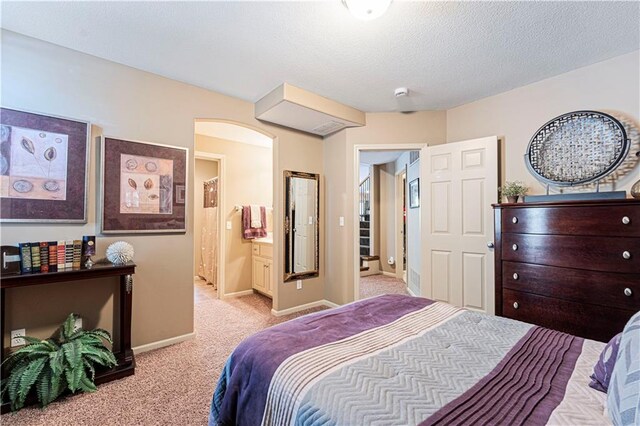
0,107,89,223
101,136,187,234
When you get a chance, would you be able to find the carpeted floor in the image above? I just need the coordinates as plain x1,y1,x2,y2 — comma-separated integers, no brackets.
3,281,325,425
360,274,409,299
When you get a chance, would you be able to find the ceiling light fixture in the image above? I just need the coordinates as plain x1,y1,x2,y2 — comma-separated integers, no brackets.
343,0,392,21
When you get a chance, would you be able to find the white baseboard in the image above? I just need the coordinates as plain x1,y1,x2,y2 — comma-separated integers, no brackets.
271,299,339,317
381,271,396,277
407,287,417,297
323,299,340,309
133,332,196,355
223,289,254,298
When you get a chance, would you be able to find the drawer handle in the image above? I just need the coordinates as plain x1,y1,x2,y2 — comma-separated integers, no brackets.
513,302,519,309
512,244,518,251
623,251,631,260
513,273,519,280
622,216,631,225
512,217,518,224
624,288,633,297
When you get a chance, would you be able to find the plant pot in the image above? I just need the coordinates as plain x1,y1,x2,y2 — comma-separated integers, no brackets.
506,196,519,203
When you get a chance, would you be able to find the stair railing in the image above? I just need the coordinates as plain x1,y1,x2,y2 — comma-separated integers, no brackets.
359,176,370,217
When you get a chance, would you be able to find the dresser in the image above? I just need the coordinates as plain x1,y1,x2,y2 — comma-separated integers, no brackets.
252,238,273,297
493,199,640,342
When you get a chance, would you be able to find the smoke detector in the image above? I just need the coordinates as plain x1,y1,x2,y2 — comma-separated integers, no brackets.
394,87,409,97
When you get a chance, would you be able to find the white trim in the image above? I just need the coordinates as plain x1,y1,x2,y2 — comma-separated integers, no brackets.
223,289,254,298
353,144,428,301
407,286,417,297
381,271,396,278
271,299,338,317
132,332,196,354
194,151,226,300
395,168,407,281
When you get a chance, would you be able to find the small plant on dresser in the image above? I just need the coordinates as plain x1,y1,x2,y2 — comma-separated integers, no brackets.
500,181,529,203
1,313,117,411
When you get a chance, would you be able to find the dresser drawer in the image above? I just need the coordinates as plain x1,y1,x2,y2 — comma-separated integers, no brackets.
501,205,640,237
502,289,635,342
503,261,640,310
502,234,640,273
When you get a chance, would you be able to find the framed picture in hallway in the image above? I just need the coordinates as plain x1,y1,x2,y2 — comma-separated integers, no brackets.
101,136,188,233
0,107,90,223
409,178,420,208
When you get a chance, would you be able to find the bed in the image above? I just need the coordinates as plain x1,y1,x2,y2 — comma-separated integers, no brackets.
209,294,612,425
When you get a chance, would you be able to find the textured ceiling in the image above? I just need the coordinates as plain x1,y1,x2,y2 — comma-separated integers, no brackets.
1,1,638,112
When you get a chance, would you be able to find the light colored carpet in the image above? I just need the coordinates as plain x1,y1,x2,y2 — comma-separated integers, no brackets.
360,274,409,299
3,281,325,425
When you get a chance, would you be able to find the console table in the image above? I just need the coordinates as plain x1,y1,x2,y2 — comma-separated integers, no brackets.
1,262,136,413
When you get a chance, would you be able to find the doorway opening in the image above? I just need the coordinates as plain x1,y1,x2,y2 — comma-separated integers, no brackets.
193,120,275,308
354,145,426,300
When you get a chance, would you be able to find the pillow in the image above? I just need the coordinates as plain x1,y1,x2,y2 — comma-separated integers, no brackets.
590,332,622,392
608,311,640,426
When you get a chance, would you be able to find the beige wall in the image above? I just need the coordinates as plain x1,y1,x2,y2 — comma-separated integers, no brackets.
1,30,323,350
194,159,219,277
195,135,273,295
324,111,447,305
447,50,640,195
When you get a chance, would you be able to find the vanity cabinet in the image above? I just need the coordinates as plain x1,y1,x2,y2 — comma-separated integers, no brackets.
252,240,273,297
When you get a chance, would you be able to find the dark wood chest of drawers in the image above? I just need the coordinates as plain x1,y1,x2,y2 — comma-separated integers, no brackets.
493,199,640,342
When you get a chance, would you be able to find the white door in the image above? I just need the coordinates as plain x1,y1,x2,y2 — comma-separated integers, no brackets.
424,136,498,314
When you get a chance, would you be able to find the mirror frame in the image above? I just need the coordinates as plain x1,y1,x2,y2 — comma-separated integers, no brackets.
284,170,320,282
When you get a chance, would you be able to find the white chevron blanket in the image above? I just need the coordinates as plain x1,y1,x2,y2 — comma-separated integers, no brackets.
209,295,609,426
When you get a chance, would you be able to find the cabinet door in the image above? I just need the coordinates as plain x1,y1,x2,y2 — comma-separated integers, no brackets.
265,259,273,296
253,257,266,291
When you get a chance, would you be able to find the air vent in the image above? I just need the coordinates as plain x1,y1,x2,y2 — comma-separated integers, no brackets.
255,83,366,137
312,121,347,135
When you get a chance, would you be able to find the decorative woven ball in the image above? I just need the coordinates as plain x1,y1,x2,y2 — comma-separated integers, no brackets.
106,241,134,265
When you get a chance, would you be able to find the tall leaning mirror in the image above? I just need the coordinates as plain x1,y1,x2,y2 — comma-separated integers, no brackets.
284,171,320,282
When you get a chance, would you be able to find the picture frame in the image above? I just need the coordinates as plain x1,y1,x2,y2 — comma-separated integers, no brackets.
0,107,90,223
409,178,420,208
101,136,188,234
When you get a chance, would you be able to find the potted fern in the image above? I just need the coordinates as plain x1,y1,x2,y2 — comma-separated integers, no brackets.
1,313,117,411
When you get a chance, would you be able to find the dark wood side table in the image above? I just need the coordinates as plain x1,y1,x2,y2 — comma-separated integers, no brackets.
1,262,136,414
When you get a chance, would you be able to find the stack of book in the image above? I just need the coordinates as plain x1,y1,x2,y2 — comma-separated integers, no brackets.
18,237,93,274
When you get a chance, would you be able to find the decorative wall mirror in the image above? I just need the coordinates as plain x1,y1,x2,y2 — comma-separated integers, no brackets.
284,170,319,282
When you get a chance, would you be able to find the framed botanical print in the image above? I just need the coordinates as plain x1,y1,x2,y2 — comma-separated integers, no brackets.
0,107,90,223
101,136,187,233
409,178,420,208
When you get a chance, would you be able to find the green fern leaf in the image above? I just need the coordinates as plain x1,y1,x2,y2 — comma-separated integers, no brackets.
6,363,28,410
21,335,46,345
61,313,77,341
48,350,65,376
83,359,96,381
78,376,97,393
35,367,53,407
17,357,47,407
62,340,82,371
86,329,113,344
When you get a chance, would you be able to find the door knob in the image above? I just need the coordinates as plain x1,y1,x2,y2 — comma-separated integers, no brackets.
487,242,494,248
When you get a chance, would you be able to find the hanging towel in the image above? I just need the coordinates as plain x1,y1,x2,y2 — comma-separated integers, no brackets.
250,204,262,228
242,206,267,240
